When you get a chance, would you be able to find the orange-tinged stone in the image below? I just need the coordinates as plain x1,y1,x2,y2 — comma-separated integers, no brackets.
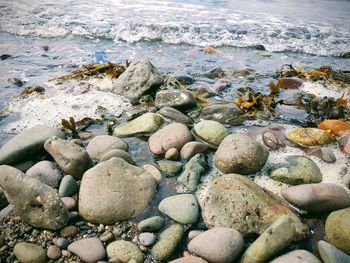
319,119,350,136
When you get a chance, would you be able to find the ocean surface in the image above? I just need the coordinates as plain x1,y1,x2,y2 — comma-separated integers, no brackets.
0,0,350,133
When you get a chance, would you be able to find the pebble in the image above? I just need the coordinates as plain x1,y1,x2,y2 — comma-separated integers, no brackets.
47,245,62,260
165,148,180,160
60,226,79,238
138,232,156,246
58,175,78,197
192,120,228,147
270,250,322,263
100,149,135,164
287,127,335,146
13,242,46,263
68,237,106,263
106,240,144,263
180,142,208,160
25,160,63,188
61,197,77,211
143,164,162,183
86,135,128,160
169,256,208,263
155,90,196,110
138,216,164,232
158,106,194,125
53,238,70,249
100,232,114,242
318,240,350,263
157,160,182,175
187,230,204,241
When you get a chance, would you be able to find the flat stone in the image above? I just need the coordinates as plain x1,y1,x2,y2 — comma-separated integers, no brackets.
68,237,106,263
288,128,335,146
159,194,199,224
192,120,228,147
277,77,304,89
148,123,193,155
158,107,194,125
86,135,128,160
58,175,78,197
169,256,208,263
214,134,269,175
44,137,92,180
180,142,208,160
138,216,164,232
111,59,164,103
200,104,244,126
157,160,182,175
270,250,322,263
26,160,63,188
325,207,350,254
165,148,180,160
270,156,322,185
107,240,144,263
138,232,156,246
79,157,156,224
202,174,307,238
241,215,298,263
13,242,46,263
155,90,196,110
100,149,135,164
47,245,61,260
0,125,64,165
318,240,350,263
282,183,350,212
0,165,68,230
151,224,184,261
113,113,164,137
188,227,243,263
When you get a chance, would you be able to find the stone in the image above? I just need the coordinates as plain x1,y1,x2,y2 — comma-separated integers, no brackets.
60,225,79,238
277,77,303,89
79,157,156,224
157,160,182,175
0,125,64,165
58,175,78,197
143,164,162,183
318,240,350,263
86,135,128,160
270,156,322,185
44,137,92,180
282,183,350,212
158,107,194,125
180,142,208,160
200,104,244,126
100,149,134,164
107,240,143,263
241,215,298,263
192,120,228,147
61,197,77,211
53,238,70,249
188,227,243,263
26,160,63,188
151,224,184,261
177,154,208,193
47,245,61,260
13,242,46,263
288,128,335,146
169,256,208,263
174,74,195,85
138,232,156,246
202,174,307,237
159,194,199,224
148,123,193,155
111,59,164,103
138,216,164,232
113,113,164,137
325,207,350,254
212,78,231,92
270,250,322,263
0,165,68,230
165,148,180,160
68,237,106,263
213,134,269,175
155,90,196,110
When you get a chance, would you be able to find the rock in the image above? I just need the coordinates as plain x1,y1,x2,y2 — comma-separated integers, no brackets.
202,174,307,237
13,242,46,263
58,175,78,197
61,197,77,210
241,215,298,263
14,160,35,172
148,123,193,155
212,78,231,92
325,207,350,254
288,128,335,146
138,232,156,246
192,120,228,147
68,237,106,263
47,245,61,260
174,74,195,85
165,148,180,160
86,135,128,160
155,90,196,110
270,156,322,185
0,165,68,230
100,149,135,164
138,216,164,232
188,227,243,263
177,154,208,193
213,134,269,175
53,238,70,249
79,157,156,224
277,77,303,89
0,189,8,209
157,160,182,176
114,113,164,137
282,183,350,212
143,164,162,183
111,59,164,103
107,240,143,263
169,256,208,263
60,225,79,238
26,161,63,188
151,224,184,261
188,230,204,241
270,250,322,263
44,137,92,180
158,106,194,125
180,142,208,160
0,125,64,165
318,240,350,263
200,104,244,126
159,194,199,224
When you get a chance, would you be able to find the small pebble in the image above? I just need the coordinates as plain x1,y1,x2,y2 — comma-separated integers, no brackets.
113,227,123,237
53,238,70,249
47,245,62,260
60,226,79,238
100,232,114,242
138,232,156,247
61,197,77,210
165,148,180,160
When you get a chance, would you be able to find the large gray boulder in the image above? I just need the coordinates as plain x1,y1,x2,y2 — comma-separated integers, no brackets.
0,125,64,165
79,157,156,224
0,165,68,230
44,137,92,180
111,59,164,103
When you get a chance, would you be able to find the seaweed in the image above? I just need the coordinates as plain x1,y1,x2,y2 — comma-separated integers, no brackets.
61,116,99,138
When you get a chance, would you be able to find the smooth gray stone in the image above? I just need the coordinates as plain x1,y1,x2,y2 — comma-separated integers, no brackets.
158,106,194,125
318,240,350,263
138,232,156,246
68,237,106,263
86,135,128,160
58,175,78,197
270,250,322,263
200,104,244,126
13,242,46,263
138,216,164,232
155,90,196,110
180,142,208,160
100,149,135,164
26,160,63,188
